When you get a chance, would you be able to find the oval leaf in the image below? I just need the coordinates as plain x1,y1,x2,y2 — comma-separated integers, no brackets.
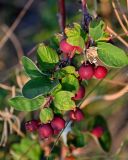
22,77,59,99
89,19,109,41
54,66,78,79
65,23,86,52
97,42,128,67
22,56,44,78
72,54,85,69
67,131,86,148
39,108,54,124
11,138,41,160
53,91,76,111
37,43,59,72
62,75,79,92
8,96,45,111
62,66,78,76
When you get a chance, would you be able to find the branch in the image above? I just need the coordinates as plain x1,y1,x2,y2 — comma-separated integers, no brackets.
107,26,128,48
58,0,66,33
116,0,128,26
81,0,92,32
1,24,24,61
80,85,128,109
0,0,34,50
112,1,128,35
103,78,128,87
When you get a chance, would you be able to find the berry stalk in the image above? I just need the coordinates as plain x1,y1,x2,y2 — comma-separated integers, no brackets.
58,0,66,33
81,0,92,32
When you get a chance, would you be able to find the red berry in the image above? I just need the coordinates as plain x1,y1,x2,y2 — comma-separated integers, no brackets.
94,66,107,79
78,64,94,80
38,123,53,139
25,120,38,132
60,40,75,54
73,85,85,100
69,108,84,121
51,116,65,131
91,126,104,138
54,129,60,135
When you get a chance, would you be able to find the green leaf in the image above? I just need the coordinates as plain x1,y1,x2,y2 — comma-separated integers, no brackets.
67,36,85,52
49,34,61,50
65,23,86,52
54,70,66,79
22,77,59,99
88,115,112,152
72,54,85,69
39,108,54,124
97,42,128,67
11,138,41,160
99,130,111,152
65,23,86,39
37,43,59,72
8,96,45,111
22,56,44,78
67,131,86,148
53,91,76,111
62,66,78,76
54,66,78,79
51,83,62,96
50,102,63,114
89,19,109,41
62,75,79,92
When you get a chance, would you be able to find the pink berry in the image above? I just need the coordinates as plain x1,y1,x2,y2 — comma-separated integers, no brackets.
38,123,53,139
54,129,61,135
78,64,94,80
25,120,38,132
69,108,84,122
94,66,107,79
91,126,104,138
51,116,65,131
73,85,85,100
60,39,75,54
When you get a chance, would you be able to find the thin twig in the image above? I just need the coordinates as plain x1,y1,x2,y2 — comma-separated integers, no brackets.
112,1,128,35
0,0,34,50
0,83,12,91
1,24,24,61
112,33,127,39
81,0,91,32
10,86,16,113
27,45,37,56
107,26,128,48
58,0,66,33
0,83,20,92
12,123,25,138
103,78,128,86
116,0,128,26
80,85,128,109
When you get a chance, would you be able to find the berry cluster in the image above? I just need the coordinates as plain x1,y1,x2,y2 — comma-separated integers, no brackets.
25,108,85,139
25,116,65,138
25,39,107,139
60,39,108,79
